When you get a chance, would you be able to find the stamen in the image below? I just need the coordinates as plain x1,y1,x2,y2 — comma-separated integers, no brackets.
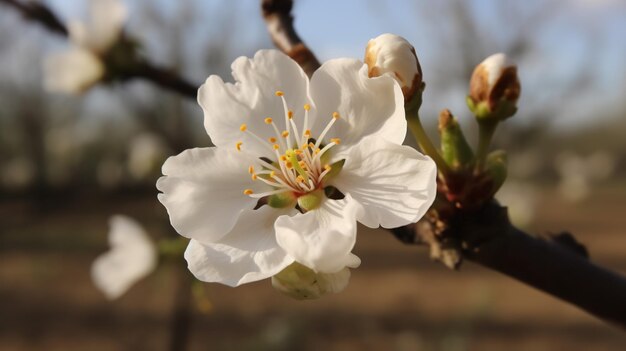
281,130,290,138
266,118,286,150
243,189,253,195
236,141,243,151
275,91,284,97
251,174,258,180
248,166,255,174
268,137,277,143
332,112,341,119
273,144,280,150
278,93,294,149
288,110,294,119
315,114,339,148
330,138,341,145
241,124,274,153
302,104,310,144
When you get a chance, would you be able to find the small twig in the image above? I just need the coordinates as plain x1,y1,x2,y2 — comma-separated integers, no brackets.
1,0,199,99
261,0,320,77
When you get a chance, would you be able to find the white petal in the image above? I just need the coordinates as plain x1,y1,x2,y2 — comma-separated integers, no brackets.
185,206,295,287
91,215,157,300
308,58,406,148
274,195,358,273
88,0,127,52
198,50,309,158
43,49,104,94
331,138,437,229
157,147,267,244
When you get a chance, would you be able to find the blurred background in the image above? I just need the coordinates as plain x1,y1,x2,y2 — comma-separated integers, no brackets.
1,0,625,350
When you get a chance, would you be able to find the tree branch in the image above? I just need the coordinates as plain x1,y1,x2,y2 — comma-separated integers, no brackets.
261,0,320,77
392,202,626,328
0,0,67,35
0,0,199,99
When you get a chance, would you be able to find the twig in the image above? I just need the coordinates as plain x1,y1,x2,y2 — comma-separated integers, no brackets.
261,0,320,77
392,202,626,328
0,0,199,99
0,0,67,35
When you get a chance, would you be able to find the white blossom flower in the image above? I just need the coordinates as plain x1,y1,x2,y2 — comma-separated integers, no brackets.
157,50,437,294
44,0,127,94
92,215,157,299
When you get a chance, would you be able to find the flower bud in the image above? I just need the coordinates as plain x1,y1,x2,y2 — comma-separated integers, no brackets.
467,53,520,121
438,109,474,171
365,33,423,104
271,262,351,300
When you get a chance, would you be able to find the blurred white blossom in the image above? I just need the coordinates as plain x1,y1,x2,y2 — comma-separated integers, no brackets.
92,215,157,300
43,0,127,94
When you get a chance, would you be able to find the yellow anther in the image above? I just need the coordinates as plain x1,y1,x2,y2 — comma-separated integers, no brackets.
286,161,293,169
268,137,277,143
235,142,243,151
315,148,321,154
273,144,280,150
296,175,305,183
332,112,340,119
304,129,311,136
303,104,311,111
239,124,247,132
308,142,315,148
288,110,294,119
281,130,289,138
264,117,273,124
280,155,287,161
270,171,276,178
324,164,332,171
251,174,258,180
243,189,254,195
248,166,255,174
275,91,284,97
299,161,307,168
330,138,341,145
294,149,302,155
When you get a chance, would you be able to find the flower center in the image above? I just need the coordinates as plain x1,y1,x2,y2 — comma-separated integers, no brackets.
239,91,341,204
